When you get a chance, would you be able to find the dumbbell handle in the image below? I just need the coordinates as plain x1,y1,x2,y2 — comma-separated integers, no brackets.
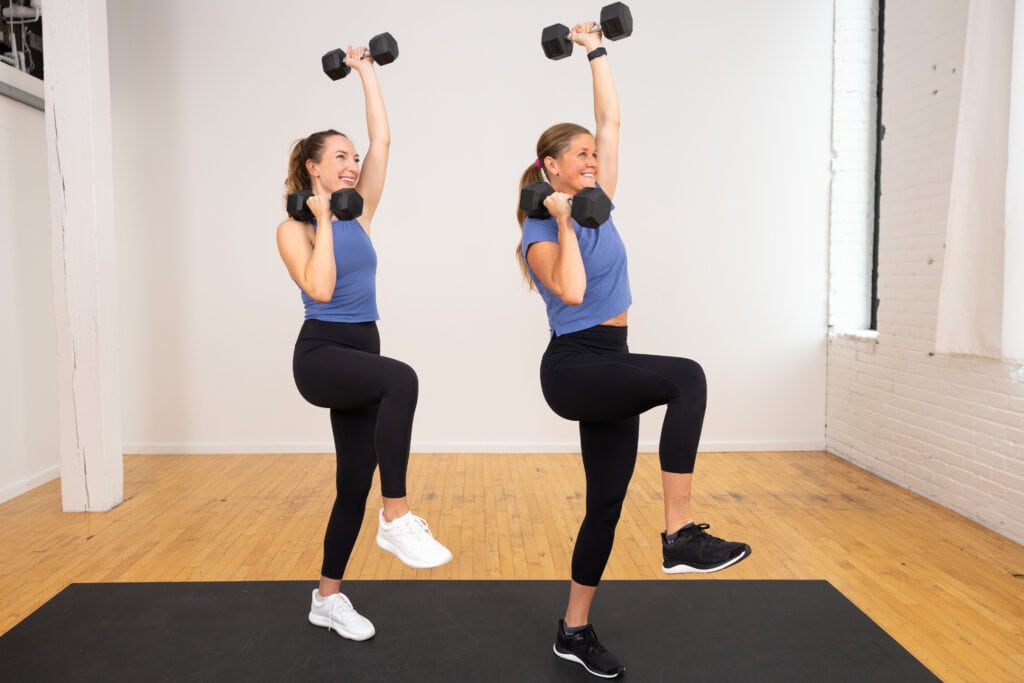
343,47,375,61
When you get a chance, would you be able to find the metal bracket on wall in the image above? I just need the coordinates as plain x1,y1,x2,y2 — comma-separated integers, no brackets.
0,78,42,109
0,58,43,110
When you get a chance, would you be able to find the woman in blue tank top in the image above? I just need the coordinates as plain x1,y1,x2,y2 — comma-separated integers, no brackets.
515,20,751,679
276,42,451,643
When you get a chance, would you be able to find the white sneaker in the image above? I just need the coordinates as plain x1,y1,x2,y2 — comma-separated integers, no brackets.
375,509,453,569
308,590,375,641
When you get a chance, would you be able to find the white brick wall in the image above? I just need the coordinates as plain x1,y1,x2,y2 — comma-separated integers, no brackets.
827,0,1024,544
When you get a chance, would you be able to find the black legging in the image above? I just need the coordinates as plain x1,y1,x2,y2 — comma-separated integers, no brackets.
539,324,707,587
292,319,418,579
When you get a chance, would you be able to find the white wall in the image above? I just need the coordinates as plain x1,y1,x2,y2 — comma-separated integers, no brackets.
0,68,59,503
827,0,1024,545
105,1,833,455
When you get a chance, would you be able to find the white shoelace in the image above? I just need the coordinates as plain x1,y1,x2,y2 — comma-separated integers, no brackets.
330,595,354,622
390,514,436,546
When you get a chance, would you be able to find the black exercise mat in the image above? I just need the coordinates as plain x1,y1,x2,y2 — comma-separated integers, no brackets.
0,580,937,682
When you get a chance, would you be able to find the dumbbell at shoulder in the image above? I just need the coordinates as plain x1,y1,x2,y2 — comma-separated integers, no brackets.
520,182,556,219
329,189,364,221
569,187,612,229
286,188,364,222
286,191,316,222
519,182,610,229
322,32,399,80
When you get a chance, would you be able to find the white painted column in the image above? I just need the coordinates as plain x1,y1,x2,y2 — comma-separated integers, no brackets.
42,0,123,511
1004,4,1024,362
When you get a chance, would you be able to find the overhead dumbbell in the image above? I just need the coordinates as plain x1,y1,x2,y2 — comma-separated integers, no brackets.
541,2,633,61
286,188,364,222
520,182,611,229
322,32,399,80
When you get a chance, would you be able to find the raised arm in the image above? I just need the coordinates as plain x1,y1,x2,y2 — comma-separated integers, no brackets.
347,45,391,230
571,23,620,199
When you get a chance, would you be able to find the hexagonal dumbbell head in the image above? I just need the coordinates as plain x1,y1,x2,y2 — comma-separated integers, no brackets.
600,2,634,41
520,182,556,218
541,23,573,60
368,32,399,65
286,191,315,222
321,49,351,80
571,187,611,228
330,188,364,221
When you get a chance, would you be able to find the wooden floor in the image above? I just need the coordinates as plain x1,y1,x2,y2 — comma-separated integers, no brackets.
2,451,1022,681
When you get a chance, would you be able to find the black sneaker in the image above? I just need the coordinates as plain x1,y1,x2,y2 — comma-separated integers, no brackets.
553,619,625,679
662,522,751,574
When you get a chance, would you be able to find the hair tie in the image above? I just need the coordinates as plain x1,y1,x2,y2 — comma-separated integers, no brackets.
534,158,542,169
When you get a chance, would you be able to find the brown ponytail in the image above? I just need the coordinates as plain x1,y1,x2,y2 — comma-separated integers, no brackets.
515,122,592,288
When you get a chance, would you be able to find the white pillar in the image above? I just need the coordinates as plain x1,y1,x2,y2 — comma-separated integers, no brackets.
1004,3,1024,362
42,0,123,511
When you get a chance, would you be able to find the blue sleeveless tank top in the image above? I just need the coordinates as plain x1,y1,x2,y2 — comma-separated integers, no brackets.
301,218,379,322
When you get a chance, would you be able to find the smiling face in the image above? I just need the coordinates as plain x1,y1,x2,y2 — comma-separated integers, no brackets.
544,133,598,195
306,134,360,194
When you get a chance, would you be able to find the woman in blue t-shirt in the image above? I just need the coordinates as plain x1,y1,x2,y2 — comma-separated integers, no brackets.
515,22,751,679
276,43,451,643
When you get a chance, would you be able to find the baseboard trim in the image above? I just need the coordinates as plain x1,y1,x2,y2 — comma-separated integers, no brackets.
122,440,826,455
0,465,60,504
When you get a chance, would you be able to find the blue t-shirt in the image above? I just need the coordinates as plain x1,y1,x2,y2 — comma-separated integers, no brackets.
301,218,380,322
521,208,631,336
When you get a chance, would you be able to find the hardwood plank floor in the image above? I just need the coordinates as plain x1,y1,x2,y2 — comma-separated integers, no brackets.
1,451,1022,681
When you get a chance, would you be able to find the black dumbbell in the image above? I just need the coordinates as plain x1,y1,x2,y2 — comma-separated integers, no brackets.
541,3,633,61
520,182,611,229
286,189,364,222
322,32,399,80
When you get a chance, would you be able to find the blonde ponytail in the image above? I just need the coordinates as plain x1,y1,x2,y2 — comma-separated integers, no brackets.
515,123,592,288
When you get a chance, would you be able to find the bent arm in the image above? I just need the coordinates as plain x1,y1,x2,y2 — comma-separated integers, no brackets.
277,219,336,303
525,218,587,306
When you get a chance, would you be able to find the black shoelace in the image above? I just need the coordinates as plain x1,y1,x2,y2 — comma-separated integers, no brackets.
687,523,724,545
573,626,608,655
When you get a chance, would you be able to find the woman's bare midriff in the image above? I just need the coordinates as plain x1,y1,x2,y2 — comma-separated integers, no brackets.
600,310,629,327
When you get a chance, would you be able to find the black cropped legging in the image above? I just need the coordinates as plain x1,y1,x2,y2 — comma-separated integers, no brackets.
292,319,418,580
540,324,707,587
